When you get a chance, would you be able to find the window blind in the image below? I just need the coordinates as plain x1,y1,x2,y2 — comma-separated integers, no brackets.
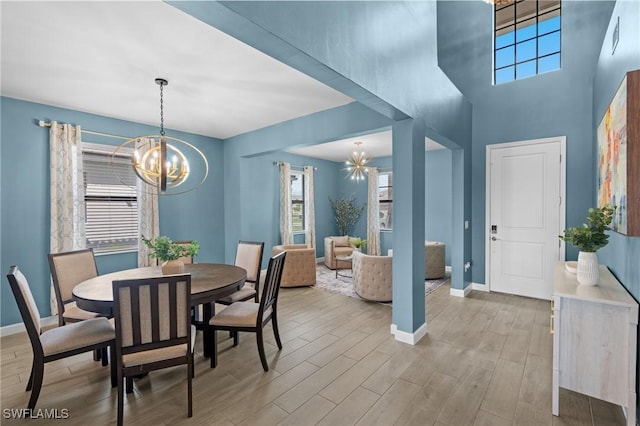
83,148,138,253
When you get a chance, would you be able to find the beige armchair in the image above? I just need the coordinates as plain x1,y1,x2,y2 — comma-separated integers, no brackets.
324,236,355,269
387,241,446,280
271,244,316,287
352,251,392,302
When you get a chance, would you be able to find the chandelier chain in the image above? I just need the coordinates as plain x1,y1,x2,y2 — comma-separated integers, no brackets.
159,81,165,136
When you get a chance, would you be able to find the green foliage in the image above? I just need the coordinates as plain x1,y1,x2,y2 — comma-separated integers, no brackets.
350,237,368,249
559,205,616,253
328,194,365,236
142,235,200,261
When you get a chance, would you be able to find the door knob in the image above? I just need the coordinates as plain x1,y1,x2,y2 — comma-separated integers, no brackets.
491,236,498,241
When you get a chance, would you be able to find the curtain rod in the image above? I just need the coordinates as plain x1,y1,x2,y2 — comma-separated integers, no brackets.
273,161,317,170
38,120,131,141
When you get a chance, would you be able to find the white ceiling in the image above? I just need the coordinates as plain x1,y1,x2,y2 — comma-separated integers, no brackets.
0,1,353,140
288,130,445,162
1,1,447,160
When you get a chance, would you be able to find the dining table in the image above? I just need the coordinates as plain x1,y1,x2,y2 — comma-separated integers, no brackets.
72,263,246,357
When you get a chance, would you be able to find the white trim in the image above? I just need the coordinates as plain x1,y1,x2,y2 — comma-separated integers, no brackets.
485,136,566,294
1,316,58,337
390,323,427,345
445,265,452,273
317,256,324,264
472,282,490,292
450,285,472,298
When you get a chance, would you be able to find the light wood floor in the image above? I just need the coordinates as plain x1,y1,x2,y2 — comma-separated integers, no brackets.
1,283,627,425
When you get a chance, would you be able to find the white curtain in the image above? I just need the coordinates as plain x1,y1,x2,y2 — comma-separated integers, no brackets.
303,166,316,249
49,122,85,314
366,167,381,255
279,162,293,245
136,138,160,267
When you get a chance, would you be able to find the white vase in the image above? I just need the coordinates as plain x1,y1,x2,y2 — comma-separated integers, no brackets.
576,251,599,286
161,259,185,275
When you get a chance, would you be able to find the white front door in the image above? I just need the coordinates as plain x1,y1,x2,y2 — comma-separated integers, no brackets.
487,138,565,300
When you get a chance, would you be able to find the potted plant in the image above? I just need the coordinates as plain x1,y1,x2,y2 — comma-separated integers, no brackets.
559,205,615,286
328,194,365,236
142,235,200,275
350,237,368,253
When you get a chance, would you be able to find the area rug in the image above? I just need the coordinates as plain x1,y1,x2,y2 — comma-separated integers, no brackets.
314,264,449,301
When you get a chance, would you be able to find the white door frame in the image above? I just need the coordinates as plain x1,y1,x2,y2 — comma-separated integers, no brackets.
485,136,566,293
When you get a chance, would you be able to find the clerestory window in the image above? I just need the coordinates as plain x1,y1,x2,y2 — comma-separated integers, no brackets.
494,0,561,84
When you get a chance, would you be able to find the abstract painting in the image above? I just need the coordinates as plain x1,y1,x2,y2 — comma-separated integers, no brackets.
597,75,627,234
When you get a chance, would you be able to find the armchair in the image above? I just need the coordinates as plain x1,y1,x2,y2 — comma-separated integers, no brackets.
271,244,316,287
352,251,392,302
324,236,355,269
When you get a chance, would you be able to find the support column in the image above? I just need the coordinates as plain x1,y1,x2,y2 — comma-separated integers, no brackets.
391,118,426,344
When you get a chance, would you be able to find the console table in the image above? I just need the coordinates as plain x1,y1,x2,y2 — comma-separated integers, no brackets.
552,262,638,425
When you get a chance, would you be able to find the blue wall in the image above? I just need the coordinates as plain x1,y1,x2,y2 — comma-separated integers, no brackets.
592,5,640,419
0,97,225,326
339,150,453,264
176,0,473,293
437,0,615,284
594,1,640,302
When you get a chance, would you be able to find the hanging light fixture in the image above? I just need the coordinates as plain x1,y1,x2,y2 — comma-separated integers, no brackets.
113,78,208,195
344,141,370,182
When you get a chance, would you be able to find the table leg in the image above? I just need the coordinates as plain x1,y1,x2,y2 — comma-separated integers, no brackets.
202,302,214,358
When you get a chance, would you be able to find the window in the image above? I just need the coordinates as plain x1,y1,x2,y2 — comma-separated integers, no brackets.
378,172,393,230
83,143,138,253
494,0,561,84
291,171,305,232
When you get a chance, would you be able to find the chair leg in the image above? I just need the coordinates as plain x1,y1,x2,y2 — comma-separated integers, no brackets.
110,345,117,388
93,348,101,361
210,329,218,368
27,361,44,409
272,314,283,350
233,331,239,347
126,377,133,394
117,371,124,426
256,328,268,372
187,358,193,418
101,347,109,366
26,360,35,391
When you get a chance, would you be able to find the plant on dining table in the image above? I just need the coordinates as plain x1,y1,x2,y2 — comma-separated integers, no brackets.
142,235,200,262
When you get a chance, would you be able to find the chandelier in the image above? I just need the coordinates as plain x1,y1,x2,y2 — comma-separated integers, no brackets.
344,141,370,182
113,78,208,195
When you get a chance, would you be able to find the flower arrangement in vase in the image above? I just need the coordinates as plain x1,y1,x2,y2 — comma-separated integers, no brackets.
559,205,615,286
142,235,200,275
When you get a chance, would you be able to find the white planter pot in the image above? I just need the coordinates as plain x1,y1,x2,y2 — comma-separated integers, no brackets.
576,251,599,286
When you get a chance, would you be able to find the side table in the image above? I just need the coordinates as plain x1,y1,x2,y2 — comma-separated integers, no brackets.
335,255,353,278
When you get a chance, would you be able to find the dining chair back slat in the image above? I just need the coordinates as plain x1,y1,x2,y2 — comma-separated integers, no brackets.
112,274,193,425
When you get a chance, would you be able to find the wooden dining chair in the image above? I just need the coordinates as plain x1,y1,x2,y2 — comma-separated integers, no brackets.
48,248,109,364
112,274,194,426
206,251,286,371
218,241,265,305
6,266,116,410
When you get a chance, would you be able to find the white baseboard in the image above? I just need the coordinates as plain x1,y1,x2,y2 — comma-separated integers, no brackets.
450,285,472,298
390,322,427,345
316,256,324,264
472,282,489,292
445,265,452,273
1,315,57,337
